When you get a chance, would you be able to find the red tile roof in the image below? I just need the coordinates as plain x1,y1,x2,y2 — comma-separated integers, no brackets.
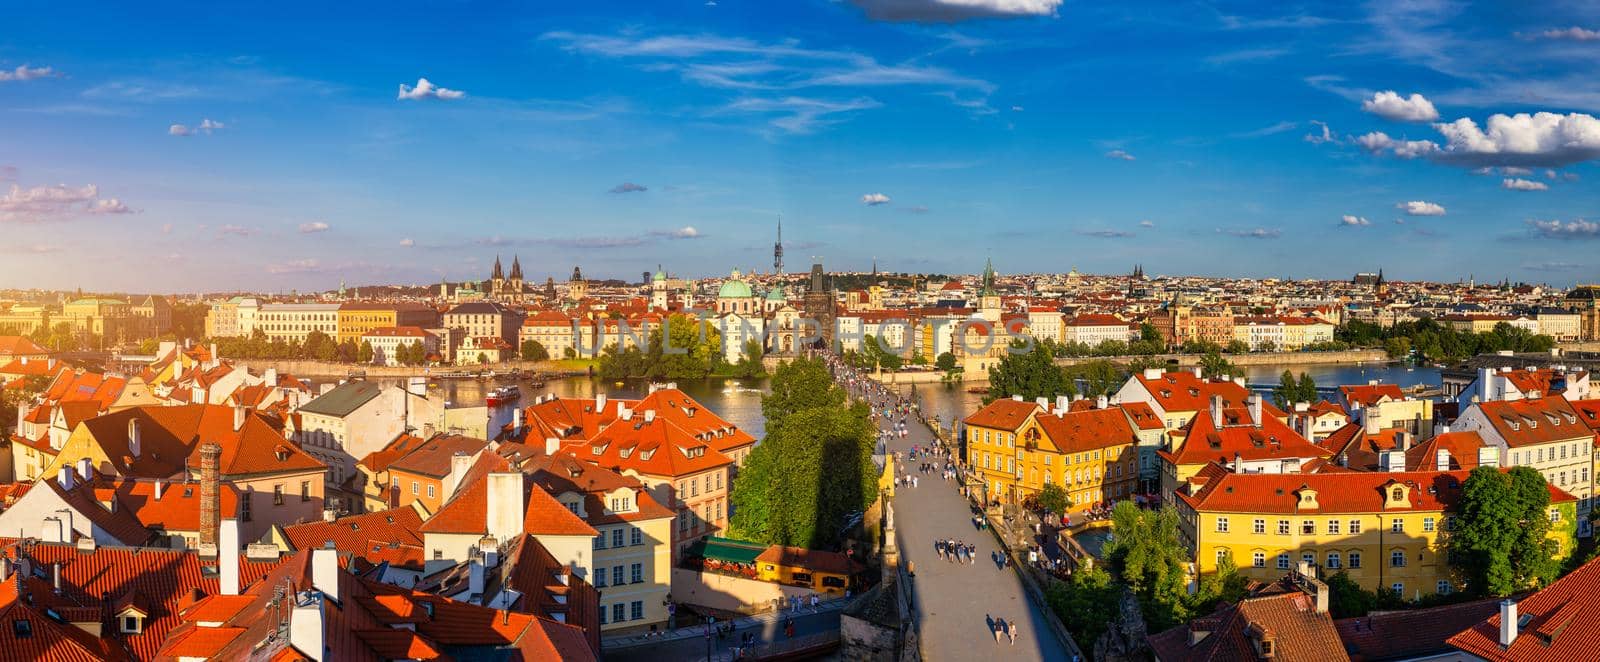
963,397,1040,431
1448,554,1600,661
1167,406,1330,469
0,336,51,357
1032,407,1137,454
282,507,426,570
1405,431,1489,472
755,545,864,576
522,453,674,526
1472,396,1590,448
419,454,598,538
386,434,489,478
1340,384,1405,408
1119,401,1164,430
1178,461,1576,515
76,404,325,479
1148,579,1349,662
1336,598,1501,661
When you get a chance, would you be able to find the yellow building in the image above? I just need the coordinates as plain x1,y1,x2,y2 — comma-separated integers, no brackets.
0,304,49,336
754,545,861,595
337,302,439,344
964,397,1140,511
61,297,137,340
1174,463,1577,600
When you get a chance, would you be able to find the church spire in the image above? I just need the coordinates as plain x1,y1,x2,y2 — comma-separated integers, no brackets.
492,255,504,280
509,255,523,280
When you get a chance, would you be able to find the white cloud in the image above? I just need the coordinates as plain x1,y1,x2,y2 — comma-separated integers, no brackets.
1303,120,1337,144
397,78,465,101
299,221,331,233
1528,219,1598,239
723,96,881,134
85,198,135,214
218,224,253,237
1339,215,1371,226
171,118,224,137
846,0,1062,22
1537,27,1600,41
0,183,134,222
1361,91,1439,122
0,65,56,82
1397,200,1446,216
1105,149,1136,161
399,238,415,247
651,226,701,239
1502,178,1549,191
610,182,647,194
1361,112,1600,168
1139,220,1155,228
861,192,892,206
1221,227,1281,239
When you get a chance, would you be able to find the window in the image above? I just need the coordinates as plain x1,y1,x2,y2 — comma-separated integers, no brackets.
1278,520,1290,535
631,601,644,620
1390,519,1403,533
1551,509,1562,523
1301,520,1315,535
121,615,141,634
1276,553,1289,570
1349,552,1362,568
1391,583,1404,596
300,481,311,502
427,484,435,499
1326,552,1341,569
1349,520,1362,534
1216,549,1229,566
434,550,443,560
1391,487,1403,501
1437,581,1452,595
631,563,643,583
613,603,626,623
412,481,419,495
1253,519,1265,534
1423,517,1435,532
1216,517,1229,533
1391,550,1406,567
1301,552,1315,567
1252,551,1265,568
1327,520,1340,535
12,620,30,639
595,571,606,587
631,527,643,546
594,535,607,550
613,566,624,586
273,485,284,505
612,529,624,548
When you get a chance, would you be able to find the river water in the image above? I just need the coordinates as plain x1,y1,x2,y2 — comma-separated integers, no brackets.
400,360,1439,442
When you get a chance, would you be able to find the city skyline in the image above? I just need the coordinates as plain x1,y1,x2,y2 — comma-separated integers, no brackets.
3,1,1599,292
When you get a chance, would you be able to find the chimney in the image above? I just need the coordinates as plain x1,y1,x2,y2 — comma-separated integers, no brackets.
1210,395,1223,425
595,393,607,414
1056,395,1070,412
422,423,436,439
232,405,248,431
209,342,219,367
1232,452,1243,473
512,407,523,431
1480,367,1495,403
1035,397,1049,410
644,409,655,423
154,479,163,500
1143,368,1162,379
199,443,222,547
1096,395,1109,410
1499,599,1519,647
1381,450,1406,472
468,558,486,600
220,518,241,596
1191,366,1203,378
76,457,92,483
322,509,337,522
1248,394,1263,428
290,591,327,662
0,558,8,582
545,437,561,456
128,419,142,457
172,359,182,380
445,452,474,498
1232,376,1246,388
1437,449,1451,470
13,402,23,437
57,465,76,491
1364,407,1382,435
1011,395,1023,402
486,472,525,543
1478,446,1501,469
312,547,340,603
52,563,61,594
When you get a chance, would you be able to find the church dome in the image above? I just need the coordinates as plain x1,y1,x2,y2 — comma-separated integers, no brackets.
765,283,787,301
653,268,667,283
718,269,753,299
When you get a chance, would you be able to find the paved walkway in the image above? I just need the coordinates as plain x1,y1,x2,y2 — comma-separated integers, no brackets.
602,599,845,661
869,397,1072,661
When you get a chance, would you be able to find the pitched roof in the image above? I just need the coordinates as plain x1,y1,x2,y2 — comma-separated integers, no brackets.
297,380,385,418
1148,580,1349,662
1405,431,1488,472
0,336,50,356
1032,407,1137,454
1472,396,1590,448
1135,371,1280,417
1178,461,1576,515
1339,384,1405,408
282,507,425,561
1168,406,1330,469
1448,554,1600,661
755,545,863,576
77,404,325,478
419,454,598,538
386,434,490,478
522,453,674,526
1120,401,1164,430
100,479,241,533
963,397,1040,431
357,432,428,474
1336,598,1501,661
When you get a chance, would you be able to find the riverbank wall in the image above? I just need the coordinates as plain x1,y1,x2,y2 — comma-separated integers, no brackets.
1057,348,1388,368
229,359,578,379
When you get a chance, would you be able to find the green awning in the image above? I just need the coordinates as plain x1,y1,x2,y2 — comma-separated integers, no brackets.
690,536,767,565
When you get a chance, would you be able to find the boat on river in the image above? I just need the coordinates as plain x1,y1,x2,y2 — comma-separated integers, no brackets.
486,384,521,407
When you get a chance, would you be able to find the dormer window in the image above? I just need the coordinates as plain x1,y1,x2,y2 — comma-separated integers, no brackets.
1391,487,1403,500
120,614,143,634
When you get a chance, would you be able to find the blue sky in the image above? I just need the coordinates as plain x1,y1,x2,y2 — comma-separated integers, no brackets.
2,0,1598,292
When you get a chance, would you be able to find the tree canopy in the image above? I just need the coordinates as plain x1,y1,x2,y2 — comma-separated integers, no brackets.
987,341,1073,403
1449,466,1566,597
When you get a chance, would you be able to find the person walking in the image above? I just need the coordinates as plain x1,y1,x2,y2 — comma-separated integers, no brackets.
993,618,1004,643
1008,621,1018,645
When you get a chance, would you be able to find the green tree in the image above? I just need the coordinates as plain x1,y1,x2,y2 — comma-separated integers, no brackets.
1297,372,1317,403
1324,571,1403,618
762,357,847,426
1187,556,1249,616
521,339,550,361
1199,351,1240,379
357,340,374,364
731,340,767,378
1037,483,1070,514
1225,340,1250,354
1450,466,1562,597
935,352,958,373
1104,502,1192,632
1139,321,1162,344
986,341,1073,403
728,402,876,548
1044,565,1119,650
